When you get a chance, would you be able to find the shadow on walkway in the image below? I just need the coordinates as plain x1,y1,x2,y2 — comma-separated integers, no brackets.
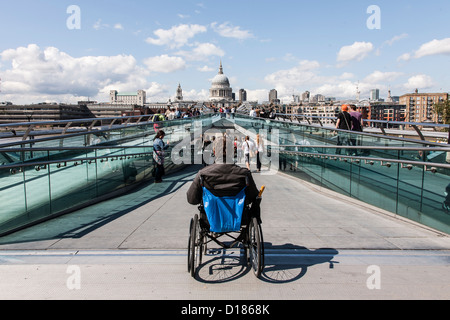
0,165,202,246
261,243,339,284
194,243,339,284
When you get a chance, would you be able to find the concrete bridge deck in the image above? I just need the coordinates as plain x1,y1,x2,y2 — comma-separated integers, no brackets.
0,165,450,300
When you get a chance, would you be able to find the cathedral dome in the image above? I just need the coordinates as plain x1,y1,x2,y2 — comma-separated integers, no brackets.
209,61,233,102
211,73,230,88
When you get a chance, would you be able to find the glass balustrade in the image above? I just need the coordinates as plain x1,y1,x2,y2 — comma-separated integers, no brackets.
0,114,208,236
233,114,450,234
1,112,450,236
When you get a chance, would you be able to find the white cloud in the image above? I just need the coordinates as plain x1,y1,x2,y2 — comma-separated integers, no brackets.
364,71,403,84
198,65,214,72
246,89,269,103
93,20,124,31
211,22,254,40
181,89,209,101
177,42,225,61
263,61,407,100
398,38,450,62
397,53,411,62
263,60,326,100
314,81,359,99
337,41,374,63
264,60,321,90
384,33,408,46
144,82,170,100
340,72,355,80
93,19,109,30
143,55,186,73
145,24,207,49
414,38,450,58
0,44,150,103
403,74,434,91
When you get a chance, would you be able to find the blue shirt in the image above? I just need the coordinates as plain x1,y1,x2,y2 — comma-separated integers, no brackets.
153,138,169,152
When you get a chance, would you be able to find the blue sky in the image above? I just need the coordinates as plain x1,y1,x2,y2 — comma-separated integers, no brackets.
0,0,449,104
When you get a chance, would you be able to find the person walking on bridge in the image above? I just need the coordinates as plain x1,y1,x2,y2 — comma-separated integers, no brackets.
335,104,352,155
242,135,256,171
153,130,170,183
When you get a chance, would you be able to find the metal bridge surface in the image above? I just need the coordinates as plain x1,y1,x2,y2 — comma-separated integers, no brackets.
0,164,449,300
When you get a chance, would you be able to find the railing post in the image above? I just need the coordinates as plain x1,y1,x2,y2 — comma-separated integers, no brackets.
448,124,450,144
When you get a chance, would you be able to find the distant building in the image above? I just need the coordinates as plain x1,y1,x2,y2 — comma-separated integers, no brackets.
269,89,280,105
370,89,380,101
239,89,247,102
399,91,449,123
301,91,310,102
269,89,277,103
298,104,339,126
292,95,301,104
110,90,146,106
0,103,84,124
311,94,325,103
0,100,151,124
367,103,406,128
161,84,200,112
175,83,183,101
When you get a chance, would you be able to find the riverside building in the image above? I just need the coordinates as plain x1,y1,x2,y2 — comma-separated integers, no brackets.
400,90,449,124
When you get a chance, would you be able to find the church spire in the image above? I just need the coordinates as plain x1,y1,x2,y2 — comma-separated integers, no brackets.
176,83,183,101
219,61,223,75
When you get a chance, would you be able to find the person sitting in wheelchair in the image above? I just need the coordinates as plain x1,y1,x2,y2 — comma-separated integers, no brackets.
187,135,260,232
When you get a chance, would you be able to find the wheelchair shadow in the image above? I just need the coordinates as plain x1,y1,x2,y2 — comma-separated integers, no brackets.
195,248,250,284
260,243,339,284
194,243,339,284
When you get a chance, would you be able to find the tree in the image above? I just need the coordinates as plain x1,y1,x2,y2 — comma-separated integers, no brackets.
433,99,450,124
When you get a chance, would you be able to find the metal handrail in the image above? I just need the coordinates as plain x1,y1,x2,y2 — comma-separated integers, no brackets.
272,112,449,129
281,151,450,170
0,114,154,129
0,145,154,152
236,113,449,146
279,145,450,151
0,112,207,130
1,150,154,171
0,113,206,140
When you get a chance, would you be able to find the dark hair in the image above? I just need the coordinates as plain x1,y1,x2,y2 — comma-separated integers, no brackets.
154,130,165,140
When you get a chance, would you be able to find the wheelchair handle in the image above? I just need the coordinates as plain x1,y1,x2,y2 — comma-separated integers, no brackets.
258,185,265,197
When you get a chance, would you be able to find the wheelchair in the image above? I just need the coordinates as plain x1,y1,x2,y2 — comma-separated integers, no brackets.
187,176,265,279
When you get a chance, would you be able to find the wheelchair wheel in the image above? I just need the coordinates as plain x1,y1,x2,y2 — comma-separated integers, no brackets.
248,217,264,278
187,218,193,273
188,214,203,277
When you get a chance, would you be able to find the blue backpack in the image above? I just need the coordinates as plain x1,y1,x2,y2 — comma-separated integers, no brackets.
202,187,246,233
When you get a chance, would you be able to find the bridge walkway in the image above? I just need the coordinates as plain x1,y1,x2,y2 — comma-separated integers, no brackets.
0,165,449,300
